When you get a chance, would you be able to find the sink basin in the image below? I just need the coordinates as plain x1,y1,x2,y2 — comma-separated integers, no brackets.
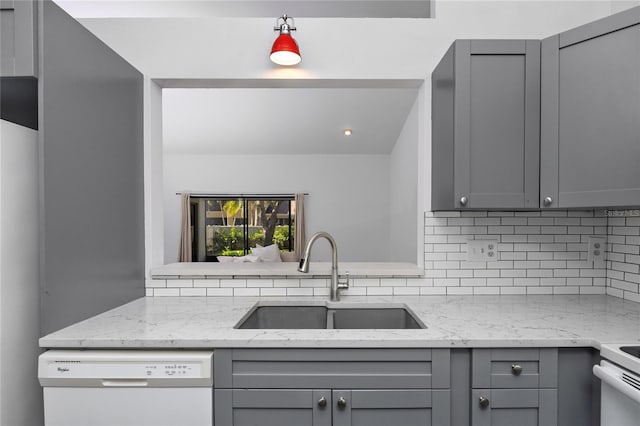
235,303,426,329
236,305,328,329
331,308,424,329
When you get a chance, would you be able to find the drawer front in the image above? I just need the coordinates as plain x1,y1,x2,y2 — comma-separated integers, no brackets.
471,388,558,426
472,348,558,389
214,348,450,389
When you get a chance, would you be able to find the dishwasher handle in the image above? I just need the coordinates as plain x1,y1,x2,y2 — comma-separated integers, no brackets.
101,379,149,387
594,364,640,405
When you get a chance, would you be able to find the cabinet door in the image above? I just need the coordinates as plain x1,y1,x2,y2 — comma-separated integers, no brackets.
215,389,332,426
471,389,557,426
453,40,540,209
0,0,37,77
332,390,450,426
540,7,640,208
472,348,558,389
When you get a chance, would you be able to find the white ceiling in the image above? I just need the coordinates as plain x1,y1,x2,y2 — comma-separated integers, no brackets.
162,87,420,155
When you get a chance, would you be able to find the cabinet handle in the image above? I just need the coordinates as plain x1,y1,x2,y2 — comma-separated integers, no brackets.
479,396,490,408
459,196,468,206
318,396,327,408
511,364,523,375
543,196,553,206
337,397,347,408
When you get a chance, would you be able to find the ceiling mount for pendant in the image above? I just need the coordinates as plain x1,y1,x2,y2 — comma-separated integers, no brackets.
270,14,301,66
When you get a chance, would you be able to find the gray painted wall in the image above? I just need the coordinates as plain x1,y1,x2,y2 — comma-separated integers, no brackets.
39,0,145,335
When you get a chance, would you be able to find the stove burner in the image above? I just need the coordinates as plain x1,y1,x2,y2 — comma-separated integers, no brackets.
620,346,640,358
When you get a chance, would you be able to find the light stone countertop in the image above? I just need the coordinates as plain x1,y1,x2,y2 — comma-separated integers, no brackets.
39,295,640,349
151,262,423,279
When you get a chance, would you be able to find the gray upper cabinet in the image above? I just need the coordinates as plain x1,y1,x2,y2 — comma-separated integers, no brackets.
1,0,37,77
432,39,540,210
540,6,640,209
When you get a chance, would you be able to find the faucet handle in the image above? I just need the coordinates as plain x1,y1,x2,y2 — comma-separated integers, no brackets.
338,272,350,289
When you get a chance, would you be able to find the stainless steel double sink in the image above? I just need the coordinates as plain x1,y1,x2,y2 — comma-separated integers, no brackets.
235,302,426,329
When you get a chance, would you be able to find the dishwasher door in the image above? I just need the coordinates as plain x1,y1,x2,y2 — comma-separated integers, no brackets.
38,350,213,426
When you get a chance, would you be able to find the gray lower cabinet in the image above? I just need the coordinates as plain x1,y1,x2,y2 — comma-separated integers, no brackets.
213,347,597,426
215,388,450,426
540,6,640,208
471,388,557,426
0,0,37,77
214,348,451,426
471,348,558,426
432,39,540,210
215,389,332,426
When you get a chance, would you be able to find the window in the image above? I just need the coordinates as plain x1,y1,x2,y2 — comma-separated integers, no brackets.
190,196,295,261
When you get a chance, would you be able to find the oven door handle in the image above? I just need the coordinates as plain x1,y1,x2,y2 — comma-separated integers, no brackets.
594,364,640,405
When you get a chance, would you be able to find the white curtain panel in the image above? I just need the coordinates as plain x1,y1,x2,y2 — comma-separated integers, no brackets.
294,193,306,260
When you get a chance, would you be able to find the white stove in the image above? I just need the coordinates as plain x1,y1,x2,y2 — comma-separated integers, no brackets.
600,344,640,374
595,344,640,426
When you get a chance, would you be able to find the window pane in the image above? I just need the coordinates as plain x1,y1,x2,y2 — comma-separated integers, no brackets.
205,199,246,257
247,200,295,252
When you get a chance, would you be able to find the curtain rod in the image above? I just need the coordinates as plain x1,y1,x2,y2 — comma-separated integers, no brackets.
176,192,308,197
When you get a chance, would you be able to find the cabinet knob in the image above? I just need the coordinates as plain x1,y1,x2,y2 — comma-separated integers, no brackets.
543,196,553,206
479,396,490,408
511,364,523,375
337,397,347,408
318,396,327,408
459,196,468,206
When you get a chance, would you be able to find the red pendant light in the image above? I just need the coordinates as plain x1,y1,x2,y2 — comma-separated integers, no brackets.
270,15,301,66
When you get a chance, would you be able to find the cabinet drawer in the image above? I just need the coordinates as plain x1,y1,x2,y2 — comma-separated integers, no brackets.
471,388,558,426
214,348,450,389
472,348,558,389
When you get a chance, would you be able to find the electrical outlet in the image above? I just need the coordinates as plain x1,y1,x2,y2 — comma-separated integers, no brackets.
587,236,606,263
467,240,499,261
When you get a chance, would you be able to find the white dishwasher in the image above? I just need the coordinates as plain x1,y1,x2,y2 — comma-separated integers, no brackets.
38,350,213,426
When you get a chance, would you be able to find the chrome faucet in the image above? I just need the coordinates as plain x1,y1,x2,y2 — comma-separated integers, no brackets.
298,231,349,301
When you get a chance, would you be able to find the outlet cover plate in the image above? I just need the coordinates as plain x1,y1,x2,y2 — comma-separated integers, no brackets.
587,236,606,263
467,240,499,262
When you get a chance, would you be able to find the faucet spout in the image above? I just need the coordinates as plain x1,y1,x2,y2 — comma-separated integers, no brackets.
297,231,348,301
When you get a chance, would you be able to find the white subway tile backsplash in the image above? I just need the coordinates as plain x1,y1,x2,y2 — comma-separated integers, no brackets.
623,291,640,303
420,287,446,295
313,288,331,297
148,211,639,302
233,288,260,297
580,286,606,295
154,288,180,297
180,288,206,297
474,287,500,295
393,287,420,296
260,288,287,297
148,279,167,288
166,279,193,288
527,287,553,295
366,287,393,296
500,287,527,295
285,288,314,297
553,286,580,295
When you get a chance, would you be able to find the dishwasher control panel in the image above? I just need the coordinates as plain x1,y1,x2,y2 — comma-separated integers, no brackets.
38,350,214,387
45,361,203,378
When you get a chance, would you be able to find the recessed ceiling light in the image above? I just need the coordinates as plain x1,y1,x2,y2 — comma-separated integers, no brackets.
343,129,353,136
